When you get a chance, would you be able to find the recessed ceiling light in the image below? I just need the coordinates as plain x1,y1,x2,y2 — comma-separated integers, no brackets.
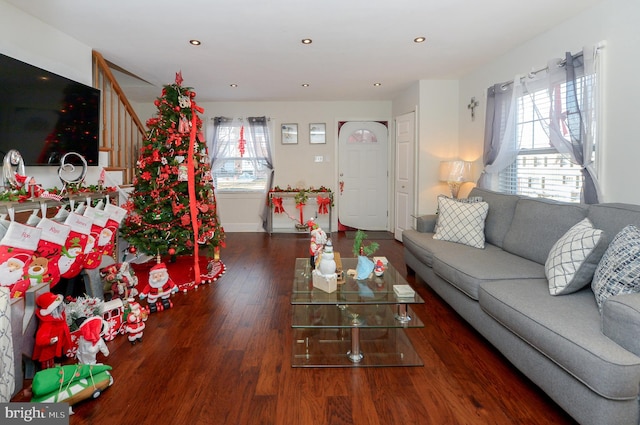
301,38,313,45
230,84,238,88
373,83,382,87
189,39,201,46
414,36,426,43
301,83,310,87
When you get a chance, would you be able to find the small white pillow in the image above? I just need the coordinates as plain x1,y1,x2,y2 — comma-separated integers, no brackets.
545,218,604,296
433,195,489,249
592,225,640,310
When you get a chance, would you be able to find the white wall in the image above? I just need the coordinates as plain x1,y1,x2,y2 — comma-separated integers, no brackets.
0,0,100,188
134,100,392,231
457,0,640,203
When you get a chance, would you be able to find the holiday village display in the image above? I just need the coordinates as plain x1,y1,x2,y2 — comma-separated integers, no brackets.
119,72,226,294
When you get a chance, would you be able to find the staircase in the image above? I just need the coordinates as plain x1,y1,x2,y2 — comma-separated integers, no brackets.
92,51,146,186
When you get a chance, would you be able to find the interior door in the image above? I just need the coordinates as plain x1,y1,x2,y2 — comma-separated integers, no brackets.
394,112,415,241
338,121,389,231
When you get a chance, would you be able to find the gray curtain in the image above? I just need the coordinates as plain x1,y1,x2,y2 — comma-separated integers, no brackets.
245,117,275,230
477,77,523,190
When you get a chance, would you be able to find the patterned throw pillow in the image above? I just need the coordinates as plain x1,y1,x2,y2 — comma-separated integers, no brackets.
592,225,640,310
434,196,483,233
545,218,605,296
433,195,489,249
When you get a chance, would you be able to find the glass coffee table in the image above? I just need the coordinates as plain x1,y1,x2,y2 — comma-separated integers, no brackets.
291,257,424,367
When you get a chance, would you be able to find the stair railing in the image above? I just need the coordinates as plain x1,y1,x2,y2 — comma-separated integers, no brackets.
92,50,146,186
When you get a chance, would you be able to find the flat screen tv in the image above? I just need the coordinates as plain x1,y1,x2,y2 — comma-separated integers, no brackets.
0,53,100,166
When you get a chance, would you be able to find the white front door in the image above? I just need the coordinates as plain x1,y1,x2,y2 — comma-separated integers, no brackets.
338,121,389,231
394,112,415,241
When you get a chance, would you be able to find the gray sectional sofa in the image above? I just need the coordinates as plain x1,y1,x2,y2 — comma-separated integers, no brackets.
403,187,640,425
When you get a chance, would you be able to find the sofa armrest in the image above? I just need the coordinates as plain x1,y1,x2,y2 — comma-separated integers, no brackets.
602,293,640,357
416,214,438,233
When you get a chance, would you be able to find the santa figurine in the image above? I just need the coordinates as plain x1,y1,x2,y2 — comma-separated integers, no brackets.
123,298,145,345
32,292,72,369
139,262,178,313
307,219,327,269
75,316,110,364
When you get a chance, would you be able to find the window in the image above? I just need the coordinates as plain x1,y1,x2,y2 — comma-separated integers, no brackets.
497,80,595,202
209,117,273,192
485,48,601,203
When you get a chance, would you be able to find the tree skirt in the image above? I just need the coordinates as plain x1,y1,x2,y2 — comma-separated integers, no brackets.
130,255,226,293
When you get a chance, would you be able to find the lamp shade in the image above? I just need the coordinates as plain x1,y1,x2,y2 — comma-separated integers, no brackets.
439,160,472,183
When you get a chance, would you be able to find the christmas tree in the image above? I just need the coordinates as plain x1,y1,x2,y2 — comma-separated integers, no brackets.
120,72,225,279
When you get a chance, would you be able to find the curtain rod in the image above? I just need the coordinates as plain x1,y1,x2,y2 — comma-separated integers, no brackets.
499,46,602,89
210,117,271,122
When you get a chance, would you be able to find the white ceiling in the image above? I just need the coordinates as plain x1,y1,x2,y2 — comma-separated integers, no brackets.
7,0,602,103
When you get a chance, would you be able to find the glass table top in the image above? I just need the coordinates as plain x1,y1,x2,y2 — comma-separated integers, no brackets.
291,257,424,305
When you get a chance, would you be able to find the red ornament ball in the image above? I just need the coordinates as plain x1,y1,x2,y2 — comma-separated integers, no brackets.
168,248,176,256
128,246,137,254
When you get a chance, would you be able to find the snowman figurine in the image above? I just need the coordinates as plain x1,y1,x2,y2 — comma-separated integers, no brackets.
318,239,337,277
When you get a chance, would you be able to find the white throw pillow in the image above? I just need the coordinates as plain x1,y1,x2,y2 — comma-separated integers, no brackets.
545,218,604,296
592,225,640,310
433,195,489,249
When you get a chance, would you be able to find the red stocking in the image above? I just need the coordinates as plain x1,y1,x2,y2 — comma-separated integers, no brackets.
35,217,72,288
0,221,42,298
57,212,92,279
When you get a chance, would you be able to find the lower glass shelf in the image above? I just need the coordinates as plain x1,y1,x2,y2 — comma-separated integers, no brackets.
291,327,423,368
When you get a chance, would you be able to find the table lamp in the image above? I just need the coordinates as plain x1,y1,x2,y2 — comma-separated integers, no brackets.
439,160,472,199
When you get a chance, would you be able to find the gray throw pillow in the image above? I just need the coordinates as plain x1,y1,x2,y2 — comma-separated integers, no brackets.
592,225,640,310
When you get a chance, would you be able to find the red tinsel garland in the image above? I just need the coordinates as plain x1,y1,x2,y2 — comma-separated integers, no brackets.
238,126,246,158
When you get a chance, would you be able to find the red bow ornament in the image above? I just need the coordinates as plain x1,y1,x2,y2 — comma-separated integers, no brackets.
316,196,330,214
272,197,284,213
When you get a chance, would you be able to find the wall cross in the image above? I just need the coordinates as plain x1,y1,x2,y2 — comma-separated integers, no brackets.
467,97,479,121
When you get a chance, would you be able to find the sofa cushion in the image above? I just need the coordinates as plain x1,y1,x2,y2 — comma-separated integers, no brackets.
502,198,588,265
592,225,640,310
402,229,438,268
433,196,488,249
479,279,640,400
602,294,640,358
545,218,606,296
468,187,519,248
431,246,545,300
588,203,640,247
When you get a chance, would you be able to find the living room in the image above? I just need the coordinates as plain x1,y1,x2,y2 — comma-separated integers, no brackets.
1,1,640,424
2,0,639,233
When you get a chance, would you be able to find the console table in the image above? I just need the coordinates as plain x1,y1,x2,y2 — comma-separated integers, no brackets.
267,191,332,234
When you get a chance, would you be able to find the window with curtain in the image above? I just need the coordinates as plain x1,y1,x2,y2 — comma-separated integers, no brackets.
208,116,273,193
480,46,601,204
498,78,595,202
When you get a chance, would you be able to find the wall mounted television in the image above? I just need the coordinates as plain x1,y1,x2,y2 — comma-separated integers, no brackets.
0,53,100,166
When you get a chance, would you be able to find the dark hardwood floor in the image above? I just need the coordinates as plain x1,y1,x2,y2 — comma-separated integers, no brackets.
13,232,578,425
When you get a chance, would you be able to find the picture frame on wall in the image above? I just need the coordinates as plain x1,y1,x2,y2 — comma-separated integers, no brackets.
309,123,326,144
281,123,298,144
